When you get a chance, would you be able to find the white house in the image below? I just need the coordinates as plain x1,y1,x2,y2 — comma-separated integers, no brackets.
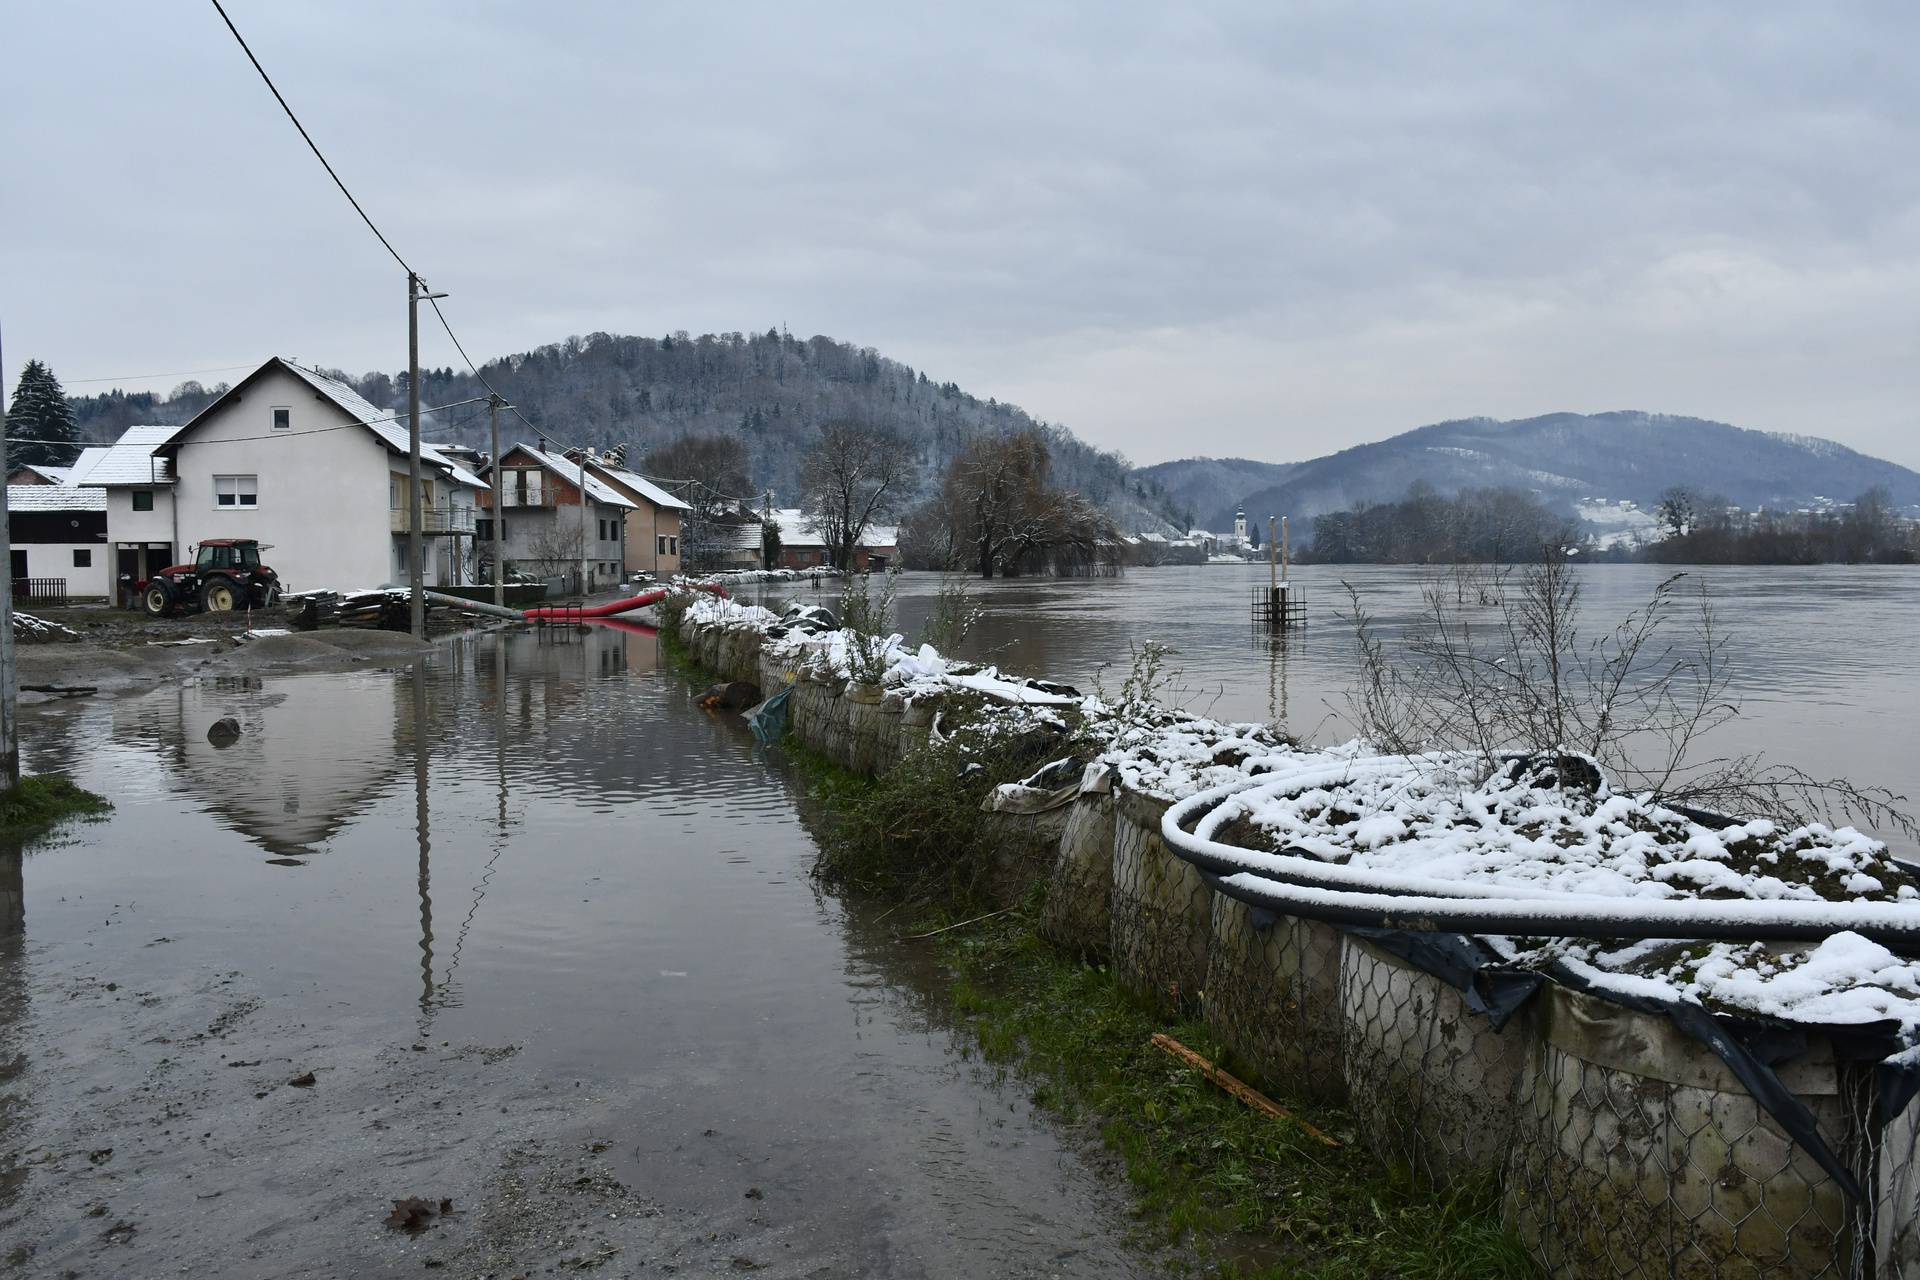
84,358,486,594
5,484,111,600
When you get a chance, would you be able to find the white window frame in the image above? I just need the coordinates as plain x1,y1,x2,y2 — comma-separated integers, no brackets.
656,534,668,556
272,406,292,430
214,474,259,509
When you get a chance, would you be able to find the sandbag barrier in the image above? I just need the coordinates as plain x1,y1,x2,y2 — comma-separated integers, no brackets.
675,615,1920,1278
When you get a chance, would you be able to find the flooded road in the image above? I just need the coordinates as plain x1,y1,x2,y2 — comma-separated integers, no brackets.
2,629,1148,1277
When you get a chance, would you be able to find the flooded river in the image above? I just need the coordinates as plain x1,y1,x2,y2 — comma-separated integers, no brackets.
832,563,1918,855
2,629,1148,1277
3,562,1913,1274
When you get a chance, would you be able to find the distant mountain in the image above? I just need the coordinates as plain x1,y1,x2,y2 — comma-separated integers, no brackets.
66,330,1186,535
1129,456,1299,530
1141,412,1920,542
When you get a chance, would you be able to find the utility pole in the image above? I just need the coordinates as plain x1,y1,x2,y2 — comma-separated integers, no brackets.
488,393,505,609
0,322,17,789
407,273,447,640
577,452,591,600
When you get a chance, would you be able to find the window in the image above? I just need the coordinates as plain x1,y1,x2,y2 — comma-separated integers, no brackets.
272,407,291,430
656,534,668,556
476,517,494,542
669,535,678,556
214,475,258,508
73,549,92,568
132,491,154,512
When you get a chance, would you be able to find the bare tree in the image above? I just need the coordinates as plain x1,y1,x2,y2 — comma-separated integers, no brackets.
799,420,915,571
1343,555,1915,838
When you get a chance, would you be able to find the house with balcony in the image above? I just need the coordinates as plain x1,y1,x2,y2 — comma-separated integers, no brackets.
476,443,633,593
102,358,484,594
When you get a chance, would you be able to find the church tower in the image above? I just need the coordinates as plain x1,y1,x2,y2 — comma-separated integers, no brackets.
1233,508,1247,545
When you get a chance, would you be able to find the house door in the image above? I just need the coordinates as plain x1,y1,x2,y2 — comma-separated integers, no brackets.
9,549,25,583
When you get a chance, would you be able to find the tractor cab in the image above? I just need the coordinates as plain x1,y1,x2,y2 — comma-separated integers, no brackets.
196,541,263,573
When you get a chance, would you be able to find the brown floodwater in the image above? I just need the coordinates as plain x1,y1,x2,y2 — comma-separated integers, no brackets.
1,627,1153,1277
775,563,1918,856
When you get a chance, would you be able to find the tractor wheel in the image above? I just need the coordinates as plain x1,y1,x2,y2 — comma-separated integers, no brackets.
142,581,175,616
199,577,240,613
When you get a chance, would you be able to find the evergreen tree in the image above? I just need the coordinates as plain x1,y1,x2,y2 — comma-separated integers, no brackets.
9,360,80,467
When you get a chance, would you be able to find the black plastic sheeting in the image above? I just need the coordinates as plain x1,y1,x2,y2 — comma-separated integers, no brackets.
1205,870,1918,1205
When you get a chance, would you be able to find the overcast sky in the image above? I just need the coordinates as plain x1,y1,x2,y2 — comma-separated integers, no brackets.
5,2,1917,467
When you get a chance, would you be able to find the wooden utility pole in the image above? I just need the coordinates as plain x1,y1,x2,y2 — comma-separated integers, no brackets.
488,393,505,609
0,323,17,789
577,453,591,599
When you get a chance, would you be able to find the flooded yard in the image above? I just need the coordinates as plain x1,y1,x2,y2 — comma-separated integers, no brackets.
2,628,1147,1277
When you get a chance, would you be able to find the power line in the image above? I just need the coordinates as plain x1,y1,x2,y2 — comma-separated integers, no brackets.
3,396,491,451
65,363,259,386
208,0,412,274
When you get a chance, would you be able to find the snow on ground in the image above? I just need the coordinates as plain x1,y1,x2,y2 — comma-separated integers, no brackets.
677,588,1920,1042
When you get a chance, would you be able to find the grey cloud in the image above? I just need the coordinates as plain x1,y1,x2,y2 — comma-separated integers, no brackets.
4,2,1915,466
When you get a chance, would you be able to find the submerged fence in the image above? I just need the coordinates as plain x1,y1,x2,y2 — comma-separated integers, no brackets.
676,612,1920,1279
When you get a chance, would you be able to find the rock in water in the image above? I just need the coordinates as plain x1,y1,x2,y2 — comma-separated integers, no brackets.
697,681,762,711
207,716,242,746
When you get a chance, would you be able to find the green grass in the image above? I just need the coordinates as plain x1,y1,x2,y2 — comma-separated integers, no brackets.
0,774,112,846
932,907,1537,1279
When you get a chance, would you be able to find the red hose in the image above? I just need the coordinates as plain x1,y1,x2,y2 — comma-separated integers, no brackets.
521,581,727,621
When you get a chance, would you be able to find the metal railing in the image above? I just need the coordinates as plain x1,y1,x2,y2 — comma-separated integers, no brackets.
390,505,476,534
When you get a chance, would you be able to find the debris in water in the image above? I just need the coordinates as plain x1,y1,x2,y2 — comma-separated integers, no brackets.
287,1071,316,1087
206,716,242,746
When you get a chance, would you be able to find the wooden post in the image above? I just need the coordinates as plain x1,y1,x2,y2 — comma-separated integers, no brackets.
1268,516,1278,594
1281,515,1290,583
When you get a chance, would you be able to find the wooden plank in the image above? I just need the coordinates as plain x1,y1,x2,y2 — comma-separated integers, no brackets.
1149,1033,1340,1147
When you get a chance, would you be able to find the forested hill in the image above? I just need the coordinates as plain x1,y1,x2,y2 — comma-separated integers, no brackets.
1140,412,1920,540
69,330,1184,534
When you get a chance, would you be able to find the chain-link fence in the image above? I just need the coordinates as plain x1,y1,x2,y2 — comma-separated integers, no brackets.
1109,790,1212,1016
1204,893,1348,1106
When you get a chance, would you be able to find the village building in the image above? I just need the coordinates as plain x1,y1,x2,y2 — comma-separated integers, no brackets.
768,508,899,572
73,359,486,596
7,462,77,486
578,455,689,577
5,483,110,602
477,444,633,593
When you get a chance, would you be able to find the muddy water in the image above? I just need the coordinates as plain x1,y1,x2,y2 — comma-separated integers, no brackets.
775,564,1919,855
2,628,1149,1278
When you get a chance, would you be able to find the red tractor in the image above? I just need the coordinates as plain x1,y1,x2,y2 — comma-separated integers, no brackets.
142,539,283,616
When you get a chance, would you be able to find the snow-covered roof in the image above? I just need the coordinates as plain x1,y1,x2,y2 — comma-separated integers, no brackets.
505,444,636,508
278,361,484,490
769,508,897,548
8,483,106,512
71,426,174,487
591,462,691,511
12,463,73,484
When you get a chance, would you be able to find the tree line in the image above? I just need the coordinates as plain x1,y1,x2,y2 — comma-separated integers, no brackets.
1625,485,1918,564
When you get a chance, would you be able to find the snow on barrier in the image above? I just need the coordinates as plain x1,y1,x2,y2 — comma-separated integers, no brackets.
671,599,1920,1280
